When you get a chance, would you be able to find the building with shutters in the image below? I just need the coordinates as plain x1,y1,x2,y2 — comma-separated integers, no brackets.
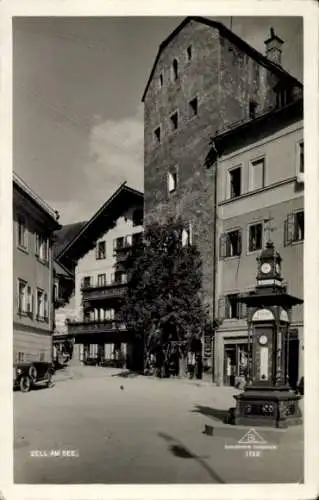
142,16,303,375
13,172,61,364
53,183,144,369
212,98,304,388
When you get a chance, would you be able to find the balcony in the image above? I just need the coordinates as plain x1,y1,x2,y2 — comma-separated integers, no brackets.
67,319,127,335
113,232,143,261
81,282,127,302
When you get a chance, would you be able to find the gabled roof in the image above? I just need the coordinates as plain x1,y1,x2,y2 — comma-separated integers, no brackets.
142,16,302,102
13,172,61,231
53,221,87,259
55,182,143,267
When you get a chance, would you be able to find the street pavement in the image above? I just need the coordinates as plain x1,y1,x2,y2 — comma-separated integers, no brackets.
14,366,304,484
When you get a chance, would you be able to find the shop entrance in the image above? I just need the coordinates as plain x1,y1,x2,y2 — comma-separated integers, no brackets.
223,340,248,386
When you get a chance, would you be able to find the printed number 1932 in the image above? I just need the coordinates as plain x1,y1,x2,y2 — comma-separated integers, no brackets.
246,450,261,458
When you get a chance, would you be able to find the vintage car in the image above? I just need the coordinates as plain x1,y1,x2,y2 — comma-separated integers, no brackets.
13,361,55,393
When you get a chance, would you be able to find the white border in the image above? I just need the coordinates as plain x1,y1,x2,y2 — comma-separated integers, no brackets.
1,1,319,500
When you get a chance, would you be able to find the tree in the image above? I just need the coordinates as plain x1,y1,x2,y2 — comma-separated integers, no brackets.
120,217,211,374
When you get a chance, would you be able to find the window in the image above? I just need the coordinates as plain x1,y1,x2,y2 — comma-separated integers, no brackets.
26,285,33,315
189,97,198,117
17,279,27,314
228,167,242,199
113,237,124,252
297,141,304,175
154,127,161,144
97,274,106,287
186,45,192,61
249,100,257,119
124,234,132,247
181,223,193,247
132,208,143,227
249,158,265,191
82,276,92,289
96,240,106,260
132,232,143,247
159,73,163,88
17,216,27,249
114,271,126,284
218,294,247,320
276,87,293,108
220,230,242,258
172,58,178,81
284,211,304,245
248,222,263,253
170,112,178,131
35,234,49,262
36,289,45,319
168,171,177,193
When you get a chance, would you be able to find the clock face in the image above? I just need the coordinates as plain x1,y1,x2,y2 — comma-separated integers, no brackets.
261,263,271,274
259,335,268,346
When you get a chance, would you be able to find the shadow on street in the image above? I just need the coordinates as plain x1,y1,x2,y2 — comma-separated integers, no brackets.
111,370,140,378
158,432,225,483
191,404,229,423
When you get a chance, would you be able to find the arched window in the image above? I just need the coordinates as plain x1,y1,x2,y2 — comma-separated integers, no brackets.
172,59,178,81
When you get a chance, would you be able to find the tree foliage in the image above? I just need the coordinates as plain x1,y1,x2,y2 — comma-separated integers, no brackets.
120,218,211,352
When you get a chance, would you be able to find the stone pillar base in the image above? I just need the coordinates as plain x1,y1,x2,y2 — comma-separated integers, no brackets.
233,387,302,428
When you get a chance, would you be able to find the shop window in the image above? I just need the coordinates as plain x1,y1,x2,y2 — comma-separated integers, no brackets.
170,112,178,131
132,208,143,227
96,240,106,260
228,167,242,199
249,158,265,191
219,229,242,258
248,222,263,253
284,211,304,245
189,97,198,117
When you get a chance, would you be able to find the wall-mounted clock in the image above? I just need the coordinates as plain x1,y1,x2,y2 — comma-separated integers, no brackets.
261,263,271,274
259,335,268,345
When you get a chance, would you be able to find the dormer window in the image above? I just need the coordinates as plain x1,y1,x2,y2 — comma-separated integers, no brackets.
172,59,178,81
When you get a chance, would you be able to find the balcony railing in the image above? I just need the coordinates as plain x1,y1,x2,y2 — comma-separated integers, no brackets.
81,282,127,301
67,319,127,335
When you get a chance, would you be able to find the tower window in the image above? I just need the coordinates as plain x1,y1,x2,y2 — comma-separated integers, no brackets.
154,126,161,144
170,112,178,131
189,97,198,117
186,45,192,61
172,59,178,81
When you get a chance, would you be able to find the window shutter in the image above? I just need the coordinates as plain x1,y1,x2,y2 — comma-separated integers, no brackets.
219,234,227,259
218,296,226,321
284,213,295,246
237,230,242,255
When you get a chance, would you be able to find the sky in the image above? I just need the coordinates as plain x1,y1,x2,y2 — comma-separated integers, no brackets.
13,16,303,225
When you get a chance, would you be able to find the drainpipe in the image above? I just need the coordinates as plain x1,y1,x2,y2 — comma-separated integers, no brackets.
211,141,219,383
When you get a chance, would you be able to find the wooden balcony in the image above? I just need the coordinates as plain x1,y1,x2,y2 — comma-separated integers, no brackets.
81,282,127,302
67,319,127,335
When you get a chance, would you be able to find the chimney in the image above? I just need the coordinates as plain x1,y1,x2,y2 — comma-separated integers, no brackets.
264,27,284,66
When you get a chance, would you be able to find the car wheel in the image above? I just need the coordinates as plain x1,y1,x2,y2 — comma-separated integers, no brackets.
47,372,55,388
20,376,31,393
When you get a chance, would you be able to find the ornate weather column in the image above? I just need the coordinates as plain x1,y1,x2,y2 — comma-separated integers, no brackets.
233,240,303,428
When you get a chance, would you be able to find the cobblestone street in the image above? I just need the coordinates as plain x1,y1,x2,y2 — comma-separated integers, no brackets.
14,367,304,484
